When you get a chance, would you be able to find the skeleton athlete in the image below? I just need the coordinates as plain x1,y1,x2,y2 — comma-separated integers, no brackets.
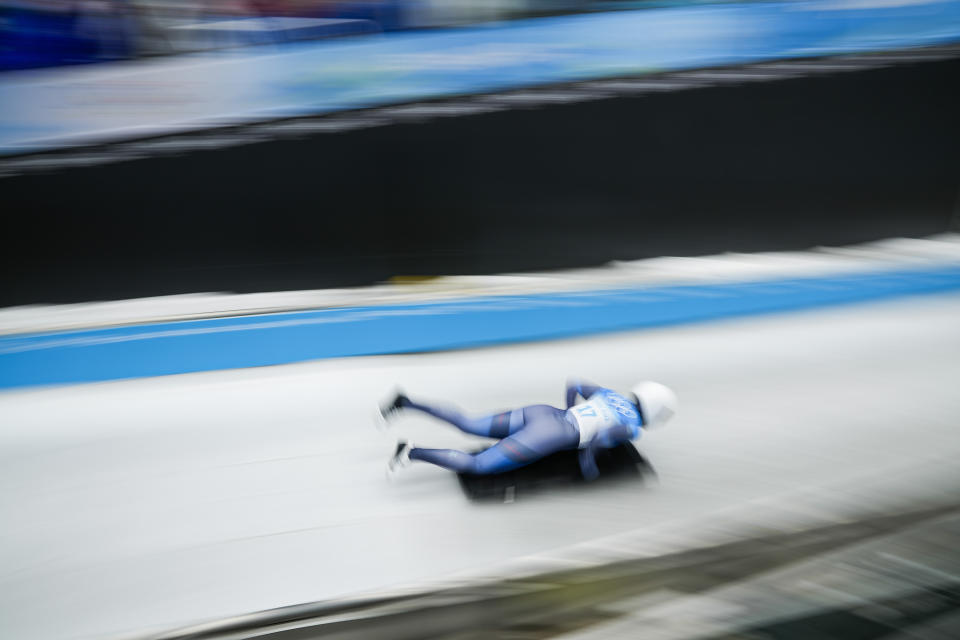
381,380,676,479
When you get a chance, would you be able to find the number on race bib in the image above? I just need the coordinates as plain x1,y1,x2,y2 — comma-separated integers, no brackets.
576,406,598,418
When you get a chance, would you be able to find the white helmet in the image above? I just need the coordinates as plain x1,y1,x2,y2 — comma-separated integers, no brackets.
631,381,677,428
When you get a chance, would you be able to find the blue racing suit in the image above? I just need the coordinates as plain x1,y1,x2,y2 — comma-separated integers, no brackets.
406,381,643,478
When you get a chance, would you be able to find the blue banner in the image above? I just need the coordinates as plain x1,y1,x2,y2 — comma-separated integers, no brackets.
2,0,960,155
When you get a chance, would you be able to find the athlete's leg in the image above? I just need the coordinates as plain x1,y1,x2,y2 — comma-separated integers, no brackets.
401,395,525,438
409,405,578,474
408,446,518,475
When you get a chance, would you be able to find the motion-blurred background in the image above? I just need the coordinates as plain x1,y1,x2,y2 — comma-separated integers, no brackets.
1,0,636,69
2,0,960,638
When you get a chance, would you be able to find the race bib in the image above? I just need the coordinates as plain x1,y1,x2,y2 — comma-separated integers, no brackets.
569,397,620,447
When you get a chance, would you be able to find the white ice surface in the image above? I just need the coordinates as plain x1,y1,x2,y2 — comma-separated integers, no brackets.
1,292,960,640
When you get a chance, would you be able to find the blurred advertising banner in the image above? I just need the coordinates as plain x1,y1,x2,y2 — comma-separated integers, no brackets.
2,0,960,154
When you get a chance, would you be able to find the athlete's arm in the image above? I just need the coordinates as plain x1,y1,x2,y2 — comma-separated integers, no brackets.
595,423,634,448
580,423,635,480
578,445,600,481
565,379,602,408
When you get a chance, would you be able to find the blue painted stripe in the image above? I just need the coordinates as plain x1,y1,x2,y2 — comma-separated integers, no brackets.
2,266,960,390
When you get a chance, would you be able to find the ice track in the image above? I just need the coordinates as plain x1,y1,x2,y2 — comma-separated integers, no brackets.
2,292,960,640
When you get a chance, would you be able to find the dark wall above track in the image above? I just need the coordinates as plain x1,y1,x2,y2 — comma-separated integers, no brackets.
3,56,959,306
